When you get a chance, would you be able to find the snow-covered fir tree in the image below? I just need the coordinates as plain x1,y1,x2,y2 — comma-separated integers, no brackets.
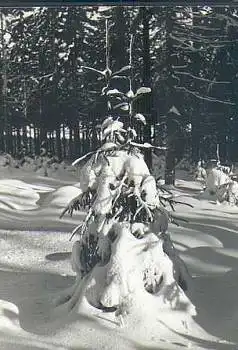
56,18,197,335
57,115,196,331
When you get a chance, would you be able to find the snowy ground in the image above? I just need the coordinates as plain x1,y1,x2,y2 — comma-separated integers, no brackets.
0,165,238,349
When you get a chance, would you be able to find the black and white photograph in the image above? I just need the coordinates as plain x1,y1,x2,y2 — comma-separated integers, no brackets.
0,4,238,350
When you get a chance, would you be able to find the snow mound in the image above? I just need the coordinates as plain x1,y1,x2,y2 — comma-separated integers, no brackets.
0,179,57,211
0,179,54,193
176,179,204,191
170,226,223,252
61,224,196,343
0,180,40,210
0,157,237,349
0,300,21,332
41,186,82,208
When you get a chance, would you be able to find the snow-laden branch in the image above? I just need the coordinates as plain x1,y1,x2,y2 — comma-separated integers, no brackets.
105,18,110,71
174,27,228,41
170,34,202,52
173,44,206,53
174,71,231,85
189,32,228,41
30,72,55,84
192,13,223,20
172,32,237,45
8,72,54,83
130,141,166,150
192,12,238,33
191,24,221,32
172,64,188,69
175,86,235,105
129,33,134,102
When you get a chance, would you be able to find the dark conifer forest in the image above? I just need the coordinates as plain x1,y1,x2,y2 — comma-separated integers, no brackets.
1,6,238,183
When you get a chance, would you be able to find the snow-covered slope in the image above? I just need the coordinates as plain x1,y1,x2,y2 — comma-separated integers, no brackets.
0,168,237,349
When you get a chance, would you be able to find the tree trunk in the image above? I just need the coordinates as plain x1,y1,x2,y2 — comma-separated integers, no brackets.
16,128,21,155
29,126,33,155
56,126,62,161
111,7,127,94
0,128,4,152
34,127,40,155
40,127,47,146
22,125,28,148
91,121,99,151
165,113,176,185
191,115,200,164
141,7,152,170
0,11,11,154
190,9,203,164
164,9,176,185
73,121,80,157
69,128,73,159
113,7,127,70
62,125,66,158
217,115,228,163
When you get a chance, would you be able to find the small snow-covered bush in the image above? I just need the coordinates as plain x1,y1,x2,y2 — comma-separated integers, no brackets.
207,167,229,193
216,177,238,205
205,161,238,205
152,153,165,180
2,153,18,168
176,157,191,171
194,161,207,188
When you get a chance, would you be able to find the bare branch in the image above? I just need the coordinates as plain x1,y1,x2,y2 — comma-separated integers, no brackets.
210,44,227,49
173,27,227,43
175,86,235,105
188,24,221,32
170,34,198,51
192,13,221,20
174,71,231,84
176,27,228,41
215,13,238,27
189,32,228,41
193,12,238,30
173,33,238,45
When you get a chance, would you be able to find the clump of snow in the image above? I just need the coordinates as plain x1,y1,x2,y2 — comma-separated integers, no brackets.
68,223,196,339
